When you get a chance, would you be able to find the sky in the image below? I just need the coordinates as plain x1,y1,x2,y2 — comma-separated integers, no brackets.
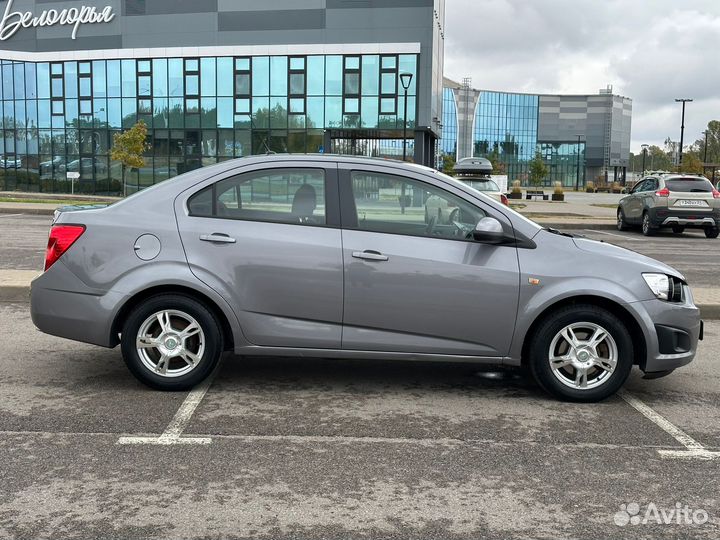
443,0,720,154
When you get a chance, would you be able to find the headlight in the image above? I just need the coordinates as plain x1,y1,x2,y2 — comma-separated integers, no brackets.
642,273,683,302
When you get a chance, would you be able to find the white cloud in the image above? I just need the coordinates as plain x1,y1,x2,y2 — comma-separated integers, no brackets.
444,0,720,153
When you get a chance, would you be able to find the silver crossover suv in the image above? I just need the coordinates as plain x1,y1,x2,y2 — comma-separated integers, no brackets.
31,155,703,401
617,173,720,237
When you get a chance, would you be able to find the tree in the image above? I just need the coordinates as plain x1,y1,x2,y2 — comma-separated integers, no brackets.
441,153,455,175
111,120,149,196
486,148,506,174
528,151,548,187
677,152,704,175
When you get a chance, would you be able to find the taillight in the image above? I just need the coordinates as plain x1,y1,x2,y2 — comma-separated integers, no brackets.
655,187,670,197
713,189,720,199
44,225,85,271
500,193,509,206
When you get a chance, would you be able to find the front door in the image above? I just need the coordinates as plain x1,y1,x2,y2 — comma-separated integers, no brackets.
339,165,520,357
176,162,344,349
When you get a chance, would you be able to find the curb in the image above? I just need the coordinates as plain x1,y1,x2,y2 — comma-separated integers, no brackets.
2,286,719,320
0,206,55,216
534,221,617,231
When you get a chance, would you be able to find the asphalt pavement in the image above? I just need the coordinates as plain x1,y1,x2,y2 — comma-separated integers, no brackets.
0,302,718,539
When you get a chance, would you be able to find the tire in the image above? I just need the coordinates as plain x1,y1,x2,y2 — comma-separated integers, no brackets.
705,227,719,239
641,212,656,236
671,225,685,234
528,304,634,402
616,208,629,231
120,294,223,391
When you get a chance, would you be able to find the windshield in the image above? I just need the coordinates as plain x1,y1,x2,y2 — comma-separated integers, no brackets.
463,179,500,192
665,178,713,193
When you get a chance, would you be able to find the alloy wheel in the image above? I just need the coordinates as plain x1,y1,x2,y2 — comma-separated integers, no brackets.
135,309,205,378
548,322,618,390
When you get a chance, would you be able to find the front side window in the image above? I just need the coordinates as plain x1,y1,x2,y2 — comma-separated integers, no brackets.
350,171,486,240
189,168,326,225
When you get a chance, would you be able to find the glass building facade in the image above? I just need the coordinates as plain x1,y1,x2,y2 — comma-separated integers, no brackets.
440,87,457,156
0,54,417,194
472,91,538,182
442,81,632,187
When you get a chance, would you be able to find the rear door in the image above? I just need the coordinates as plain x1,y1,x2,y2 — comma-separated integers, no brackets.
175,161,344,349
338,164,520,357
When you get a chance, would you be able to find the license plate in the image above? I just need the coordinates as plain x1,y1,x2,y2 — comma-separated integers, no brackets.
676,199,706,207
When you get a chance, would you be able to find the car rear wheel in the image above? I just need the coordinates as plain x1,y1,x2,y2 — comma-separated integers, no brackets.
641,212,656,236
528,304,634,402
617,208,629,231
705,227,719,239
671,225,685,234
120,294,223,390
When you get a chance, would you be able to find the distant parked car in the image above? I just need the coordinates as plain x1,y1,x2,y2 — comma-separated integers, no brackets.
426,157,508,224
31,155,703,402
1,157,22,168
64,157,108,175
40,156,66,174
617,173,720,238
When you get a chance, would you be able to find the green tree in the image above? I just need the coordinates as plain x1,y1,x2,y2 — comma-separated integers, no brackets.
110,120,149,196
528,151,548,187
486,148,506,174
441,153,455,175
677,152,704,175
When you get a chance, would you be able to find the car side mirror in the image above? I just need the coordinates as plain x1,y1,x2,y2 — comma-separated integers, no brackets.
472,216,509,244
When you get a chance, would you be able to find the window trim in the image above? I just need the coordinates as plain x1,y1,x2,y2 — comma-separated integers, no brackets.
186,165,341,228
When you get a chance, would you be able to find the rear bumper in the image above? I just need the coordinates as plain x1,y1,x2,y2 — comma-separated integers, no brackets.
632,291,702,373
30,262,120,348
648,207,720,228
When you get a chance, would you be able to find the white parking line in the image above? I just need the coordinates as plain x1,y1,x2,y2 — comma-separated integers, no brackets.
117,366,219,446
583,229,642,241
0,213,23,218
620,391,720,460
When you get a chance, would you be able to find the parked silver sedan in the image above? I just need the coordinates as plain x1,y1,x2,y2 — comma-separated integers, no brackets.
31,155,702,401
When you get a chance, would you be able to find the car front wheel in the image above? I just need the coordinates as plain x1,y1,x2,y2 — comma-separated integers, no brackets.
617,208,629,231
528,304,634,402
120,294,223,390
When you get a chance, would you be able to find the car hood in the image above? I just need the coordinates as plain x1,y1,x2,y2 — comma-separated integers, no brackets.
572,236,685,281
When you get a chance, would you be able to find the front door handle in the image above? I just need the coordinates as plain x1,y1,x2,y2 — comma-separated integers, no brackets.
352,250,389,262
200,233,236,244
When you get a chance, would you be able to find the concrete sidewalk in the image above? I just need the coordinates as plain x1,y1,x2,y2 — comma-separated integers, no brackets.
2,269,719,319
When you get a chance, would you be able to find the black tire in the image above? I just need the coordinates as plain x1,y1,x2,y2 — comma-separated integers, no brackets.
705,227,719,239
120,294,223,391
528,304,634,402
671,225,685,234
641,212,656,236
617,208,629,231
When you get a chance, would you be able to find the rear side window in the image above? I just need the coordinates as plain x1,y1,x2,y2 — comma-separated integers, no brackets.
665,178,713,193
188,168,326,225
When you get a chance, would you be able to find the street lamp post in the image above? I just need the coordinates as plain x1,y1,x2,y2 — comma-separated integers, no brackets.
703,130,709,163
575,134,584,191
399,72,413,161
675,98,693,166
641,143,649,174
399,73,413,214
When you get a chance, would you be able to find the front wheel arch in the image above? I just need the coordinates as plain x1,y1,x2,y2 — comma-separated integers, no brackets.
520,295,646,369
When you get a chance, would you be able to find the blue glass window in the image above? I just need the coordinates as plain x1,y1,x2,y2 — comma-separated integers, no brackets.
152,59,167,97
270,56,287,96
252,57,269,96
217,58,233,97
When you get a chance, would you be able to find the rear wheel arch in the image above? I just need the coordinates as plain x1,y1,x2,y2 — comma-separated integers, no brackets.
520,295,647,369
110,285,235,351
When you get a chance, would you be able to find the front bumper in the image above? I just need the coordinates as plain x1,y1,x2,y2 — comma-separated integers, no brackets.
632,288,702,373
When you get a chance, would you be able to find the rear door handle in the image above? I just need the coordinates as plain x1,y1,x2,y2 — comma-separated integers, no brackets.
352,250,389,261
200,233,236,244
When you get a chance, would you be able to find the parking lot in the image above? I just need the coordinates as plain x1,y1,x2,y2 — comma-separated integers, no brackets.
1,212,719,539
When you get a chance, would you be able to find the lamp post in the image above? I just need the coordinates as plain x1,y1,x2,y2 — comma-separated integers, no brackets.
641,143,648,174
399,72,413,161
703,130,709,163
675,98,693,166
575,134,584,191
